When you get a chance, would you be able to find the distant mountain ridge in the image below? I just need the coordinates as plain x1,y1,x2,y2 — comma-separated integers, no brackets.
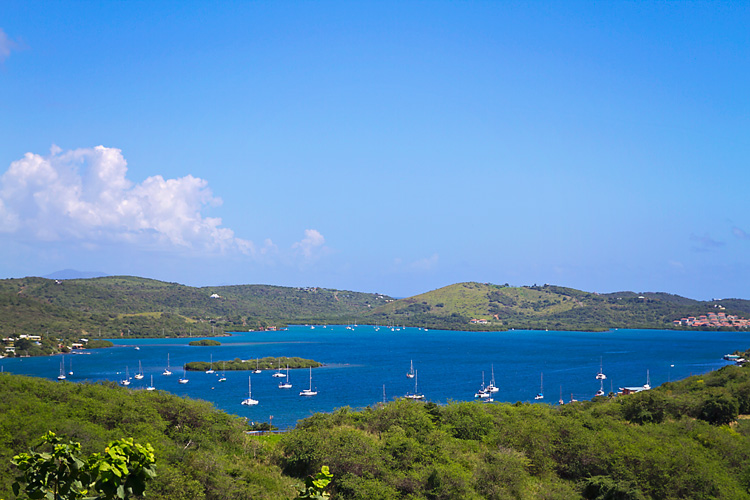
0,276,747,340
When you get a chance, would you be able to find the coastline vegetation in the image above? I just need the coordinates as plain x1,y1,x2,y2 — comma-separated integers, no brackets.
188,339,222,346
2,348,750,499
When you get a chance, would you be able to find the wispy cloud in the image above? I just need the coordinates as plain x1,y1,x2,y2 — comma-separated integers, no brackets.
0,28,20,63
393,253,439,272
0,145,253,255
690,233,725,252
732,226,750,240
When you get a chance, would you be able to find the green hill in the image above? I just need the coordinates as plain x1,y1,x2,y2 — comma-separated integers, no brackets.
368,282,750,331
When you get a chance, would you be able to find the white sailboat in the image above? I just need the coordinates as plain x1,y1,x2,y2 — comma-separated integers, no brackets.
405,370,424,400
596,357,607,380
535,372,544,400
163,354,172,376
474,371,490,398
57,356,66,381
121,366,131,386
179,367,189,384
406,360,415,379
253,358,261,374
558,386,564,405
206,355,215,374
596,378,605,397
299,367,317,396
486,364,499,393
241,376,259,405
643,370,651,390
146,374,156,391
68,358,73,376
134,360,144,380
278,365,292,389
272,360,285,378
218,362,227,382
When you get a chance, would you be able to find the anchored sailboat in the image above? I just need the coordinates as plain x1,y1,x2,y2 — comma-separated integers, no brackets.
241,376,259,405
406,360,415,379
278,365,292,389
218,362,227,382
299,367,317,396
596,357,607,380
134,360,144,380
534,372,544,400
405,370,424,400
486,364,499,393
57,356,66,381
206,355,215,374
163,354,172,376
120,366,131,386
146,375,156,391
179,367,189,384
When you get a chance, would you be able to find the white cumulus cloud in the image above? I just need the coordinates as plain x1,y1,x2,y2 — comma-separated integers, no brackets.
292,229,326,259
0,145,253,254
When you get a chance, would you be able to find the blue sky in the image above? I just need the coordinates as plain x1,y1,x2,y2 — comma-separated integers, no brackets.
0,1,748,299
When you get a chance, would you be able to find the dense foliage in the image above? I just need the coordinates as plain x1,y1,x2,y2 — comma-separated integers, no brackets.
3,356,750,499
186,357,322,372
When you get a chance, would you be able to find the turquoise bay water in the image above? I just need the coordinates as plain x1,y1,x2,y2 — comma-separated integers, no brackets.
2,326,747,429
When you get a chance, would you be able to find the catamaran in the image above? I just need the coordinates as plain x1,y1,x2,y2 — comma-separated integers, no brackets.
278,365,292,389
241,376,259,405
299,367,317,396
534,372,544,400
486,364,499,393
405,370,424,400
272,360,285,378
134,360,144,380
57,356,66,381
596,357,607,380
163,354,172,376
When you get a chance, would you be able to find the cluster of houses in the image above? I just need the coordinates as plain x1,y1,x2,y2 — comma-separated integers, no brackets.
470,318,489,325
2,334,87,356
673,311,750,328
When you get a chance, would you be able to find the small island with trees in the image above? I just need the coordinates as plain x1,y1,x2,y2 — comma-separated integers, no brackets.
187,339,221,346
185,356,322,371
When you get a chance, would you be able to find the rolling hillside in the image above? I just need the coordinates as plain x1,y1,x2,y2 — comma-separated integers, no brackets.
369,282,748,331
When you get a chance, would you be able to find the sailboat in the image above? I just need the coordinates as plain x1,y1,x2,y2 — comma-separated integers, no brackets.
146,375,155,391
596,357,607,380
272,360,285,378
299,367,317,396
179,367,189,384
534,372,544,400
241,376,259,405
218,362,227,382
558,386,564,405
163,354,172,376
278,365,292,389
486,364,499,393
253,358,261,374
405,370,424,400
643,370,651,390
206,355,215,374
406,360,415,379
68,358,73,376
57,356,66,381
134,360,144,380
121,367,131,386
474,371,491,398
595,378,605,397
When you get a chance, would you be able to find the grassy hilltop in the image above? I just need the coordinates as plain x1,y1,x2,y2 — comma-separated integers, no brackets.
2,352,750,499
370,282,750,331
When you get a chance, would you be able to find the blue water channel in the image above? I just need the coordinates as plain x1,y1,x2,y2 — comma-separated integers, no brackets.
2,326,747,429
